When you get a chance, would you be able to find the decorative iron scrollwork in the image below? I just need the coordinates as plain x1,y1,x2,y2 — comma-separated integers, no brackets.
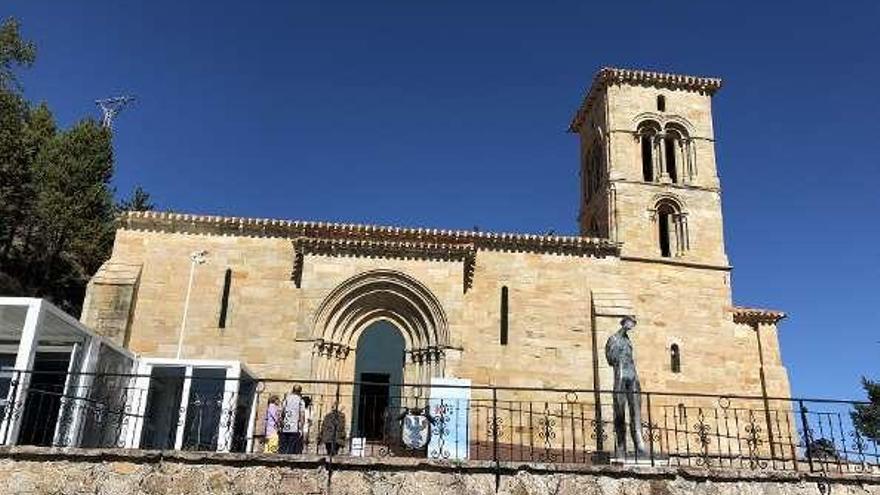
487,415,504,440
693,409,712,467
537,404,557,462
744,410,768,469
590,419,608,442
429,402,452,460
641,421,661,443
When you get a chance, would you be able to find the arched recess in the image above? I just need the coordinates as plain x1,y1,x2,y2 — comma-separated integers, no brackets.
636,119,662,182
310,269,449,385
648,194,690,258
663,122,693,183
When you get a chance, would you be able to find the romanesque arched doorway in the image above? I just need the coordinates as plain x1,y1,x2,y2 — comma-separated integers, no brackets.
312,270,449,446
310,270,449,433
351,321,405,439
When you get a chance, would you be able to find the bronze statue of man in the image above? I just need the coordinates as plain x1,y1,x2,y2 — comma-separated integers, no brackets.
604,315,647,457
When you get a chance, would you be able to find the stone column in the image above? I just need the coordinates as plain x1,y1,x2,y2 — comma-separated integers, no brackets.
675,139,685,184
685,139,696,181
656,136,666,181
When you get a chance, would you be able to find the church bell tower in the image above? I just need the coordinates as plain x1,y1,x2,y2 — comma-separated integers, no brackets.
570,68,729,267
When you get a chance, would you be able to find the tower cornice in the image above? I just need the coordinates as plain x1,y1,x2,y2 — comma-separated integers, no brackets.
568,67,723,133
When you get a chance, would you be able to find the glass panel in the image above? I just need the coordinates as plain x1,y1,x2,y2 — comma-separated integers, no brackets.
231,378,256,452
79,344,136,448
140,366,185,449
0,354,15,422
18,352,71,446
182,368,227,451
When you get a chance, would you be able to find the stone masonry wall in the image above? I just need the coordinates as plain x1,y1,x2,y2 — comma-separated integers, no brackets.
92,227,785,401
1,447,878,495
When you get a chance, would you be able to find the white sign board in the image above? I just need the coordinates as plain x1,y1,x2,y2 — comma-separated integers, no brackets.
350,437,366,457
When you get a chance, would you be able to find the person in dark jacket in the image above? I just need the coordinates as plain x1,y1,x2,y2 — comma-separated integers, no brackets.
320,406,347,455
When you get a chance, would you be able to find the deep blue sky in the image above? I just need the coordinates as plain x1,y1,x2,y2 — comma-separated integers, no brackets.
6,1,878,400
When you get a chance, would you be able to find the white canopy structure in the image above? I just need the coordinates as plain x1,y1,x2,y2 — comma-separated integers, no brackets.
0,298,135,447
1,298,257,453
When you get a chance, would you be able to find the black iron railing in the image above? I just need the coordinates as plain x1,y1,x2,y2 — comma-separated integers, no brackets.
0,370,877,475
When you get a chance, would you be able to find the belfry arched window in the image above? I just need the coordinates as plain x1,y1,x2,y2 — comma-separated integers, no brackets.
670,343,681,373
653,197,689,258
583,138,604,202
637,121,661,183
663,123,694,184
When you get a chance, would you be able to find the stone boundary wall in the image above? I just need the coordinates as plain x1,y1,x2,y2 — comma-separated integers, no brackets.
1,447,879,495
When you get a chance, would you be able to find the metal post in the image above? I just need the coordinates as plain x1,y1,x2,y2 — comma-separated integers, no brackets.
799,400,814,472
332,382,340,461
0,372,21,446
753,322,777,460
176,250,207,359
492,387,500,492
646,392,655,466
589,314,604,454
325,381,341,494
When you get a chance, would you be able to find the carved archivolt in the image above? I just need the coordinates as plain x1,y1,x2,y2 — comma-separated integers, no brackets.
632,113,696,135
647,193,688,216
311,269,449,360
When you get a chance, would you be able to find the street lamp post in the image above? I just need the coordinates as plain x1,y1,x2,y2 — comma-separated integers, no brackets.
176,250,207,359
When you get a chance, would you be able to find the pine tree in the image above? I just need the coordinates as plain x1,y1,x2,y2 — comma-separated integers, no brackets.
852,377,880,444
0,17,35,91
118,185,155,212
0,17,153,314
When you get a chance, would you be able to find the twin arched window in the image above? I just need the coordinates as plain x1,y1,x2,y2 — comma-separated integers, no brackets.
638,119,694,184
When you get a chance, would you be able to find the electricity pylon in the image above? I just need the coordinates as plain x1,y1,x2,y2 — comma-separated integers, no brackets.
95,95,135,129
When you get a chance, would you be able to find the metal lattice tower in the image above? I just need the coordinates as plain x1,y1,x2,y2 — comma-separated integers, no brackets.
95,95,135,129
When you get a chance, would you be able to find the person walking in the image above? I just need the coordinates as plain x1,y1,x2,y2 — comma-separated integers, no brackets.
279,385,305,454
263,395,281,453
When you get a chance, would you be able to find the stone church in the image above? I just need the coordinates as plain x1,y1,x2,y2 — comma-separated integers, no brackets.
81,67,790,402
